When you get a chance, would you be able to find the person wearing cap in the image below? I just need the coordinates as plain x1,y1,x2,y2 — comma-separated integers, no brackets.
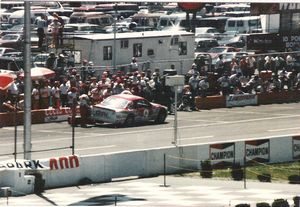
79,94,91,128
87,61,95,78
178,85,193,112
51,81,61,109
198,77,210,98
112,79,124,95
67,87,78,107
7,78,19,104
90,84,103,104
59,78,69,107
217,72,231,96
32,81,40,110
52,13,64,46
130,57,138,72
46,52,57,70
49,17,61,48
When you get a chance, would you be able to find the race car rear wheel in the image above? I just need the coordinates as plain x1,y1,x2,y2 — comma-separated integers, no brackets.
124,115,135,127
155,110,167,124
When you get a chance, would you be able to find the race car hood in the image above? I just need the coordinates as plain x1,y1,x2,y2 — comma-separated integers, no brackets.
93,104,127,113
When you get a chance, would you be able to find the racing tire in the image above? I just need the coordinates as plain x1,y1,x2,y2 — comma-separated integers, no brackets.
124,115,135,127
155,110,167,124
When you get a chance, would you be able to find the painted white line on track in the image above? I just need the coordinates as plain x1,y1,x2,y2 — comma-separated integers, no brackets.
176,114,300,130
37,130,72,134
180,135,214,141
76,145,115,151
268,106,296,109
267,127,300,132
211,110,295,116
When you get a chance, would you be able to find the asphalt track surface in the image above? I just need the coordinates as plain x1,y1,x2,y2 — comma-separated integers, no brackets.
1,102,300,161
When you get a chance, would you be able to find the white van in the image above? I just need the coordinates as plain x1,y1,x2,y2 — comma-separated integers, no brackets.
224,16,262,34
69,12,113,28
212,3,250,17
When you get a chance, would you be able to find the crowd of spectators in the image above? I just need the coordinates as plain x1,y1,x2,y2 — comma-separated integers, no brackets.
189,53,300,97
1,52,300,113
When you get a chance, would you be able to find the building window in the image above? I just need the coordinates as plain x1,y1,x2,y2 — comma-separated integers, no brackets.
237,20,243,27
171,36,179,45
121,40,129,48
178,41,187,55
228,20,236,27
103,46,112,60
133,43,142,57
147,49,154,56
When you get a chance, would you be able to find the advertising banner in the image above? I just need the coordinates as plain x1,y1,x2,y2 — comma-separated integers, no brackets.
292,136,300,160
44,108,77,122
0,155,80,171
210,143,235,168
226,94,257,108
245,139,270,164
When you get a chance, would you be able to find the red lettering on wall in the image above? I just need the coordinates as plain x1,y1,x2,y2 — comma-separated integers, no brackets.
69,155,79,168
59,157,69,169
49,158,59,170
49,155,80,170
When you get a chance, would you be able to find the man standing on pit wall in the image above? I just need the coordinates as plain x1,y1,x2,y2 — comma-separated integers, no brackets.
79,94,91,128
36,14,47,49
53,13,64,46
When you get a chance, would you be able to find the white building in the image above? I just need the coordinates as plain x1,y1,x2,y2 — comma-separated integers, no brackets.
64,30,195,75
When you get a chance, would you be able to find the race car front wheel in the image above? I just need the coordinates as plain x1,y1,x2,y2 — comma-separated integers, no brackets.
155,110,167,124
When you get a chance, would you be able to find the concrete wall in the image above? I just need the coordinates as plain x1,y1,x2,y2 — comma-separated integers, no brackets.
0,135,298,196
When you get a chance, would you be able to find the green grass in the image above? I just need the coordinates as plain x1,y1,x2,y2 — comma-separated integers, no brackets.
177,161,300,182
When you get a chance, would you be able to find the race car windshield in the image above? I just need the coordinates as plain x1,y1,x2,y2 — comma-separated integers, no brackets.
101,96,130,108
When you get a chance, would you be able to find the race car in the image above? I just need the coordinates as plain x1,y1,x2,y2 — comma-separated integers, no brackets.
70,93,168,127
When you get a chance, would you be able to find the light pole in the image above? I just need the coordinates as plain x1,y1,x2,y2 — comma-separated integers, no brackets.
24,1,32,160
113,3,117,72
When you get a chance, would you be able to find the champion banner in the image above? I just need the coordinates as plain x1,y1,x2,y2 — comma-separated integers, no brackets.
292,136,300,160
245,139,270,164
210,142,235,168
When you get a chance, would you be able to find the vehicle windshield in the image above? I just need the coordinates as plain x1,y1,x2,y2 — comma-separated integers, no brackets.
101,96,130,108
2,35,18,40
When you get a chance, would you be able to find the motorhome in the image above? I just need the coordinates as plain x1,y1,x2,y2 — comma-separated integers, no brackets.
224,16,262,34
157,12,202,31
69,12,113,27
63,30,195,75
